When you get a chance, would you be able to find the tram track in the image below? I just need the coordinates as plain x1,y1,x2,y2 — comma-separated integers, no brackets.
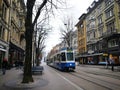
48,65,120,90
69,71,120,90
53,69,112,90
79,70,120,80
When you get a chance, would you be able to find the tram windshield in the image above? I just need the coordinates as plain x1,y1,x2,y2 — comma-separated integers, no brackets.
66,52,74,61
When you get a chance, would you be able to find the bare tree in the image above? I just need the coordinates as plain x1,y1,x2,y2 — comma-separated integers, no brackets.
22,0,66,83
36,25,50,66
60,17,74,48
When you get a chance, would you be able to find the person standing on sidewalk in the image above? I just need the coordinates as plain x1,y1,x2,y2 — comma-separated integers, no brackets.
109,58,115,71
2,58,8,75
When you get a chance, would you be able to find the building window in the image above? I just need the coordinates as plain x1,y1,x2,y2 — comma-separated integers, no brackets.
0,25,2,38
87,45,92,51
86,25,90,32
0,25,5,39
99,42,102,50
11,2,16,19
97,5,102,15
105,0,114,7
106,21,115,32
87,32,90,41
80,24,83,28
90,21,96,29
87,31,95,41
105,8,114,19
98,15,102,25
108,39,118,47
98,27,103,37
2,2,7,20
19,19,22,28
91,31,96,39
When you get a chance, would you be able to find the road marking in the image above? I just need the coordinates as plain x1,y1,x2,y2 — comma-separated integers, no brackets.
56,72,84,90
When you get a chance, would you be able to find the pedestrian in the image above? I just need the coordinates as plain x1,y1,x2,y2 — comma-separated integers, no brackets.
109,58,115,71
2,58,8,75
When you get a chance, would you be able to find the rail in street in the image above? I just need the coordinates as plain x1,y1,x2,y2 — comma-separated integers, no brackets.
0,62,120,90
47,64,120,90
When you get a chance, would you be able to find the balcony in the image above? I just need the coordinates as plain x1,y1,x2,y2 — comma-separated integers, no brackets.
87,39,97,45
89,18,95,22
102,29,118,38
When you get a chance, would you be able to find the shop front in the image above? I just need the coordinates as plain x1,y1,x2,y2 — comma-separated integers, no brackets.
0,41,9,69
108,50,120,65
9,42,25,67
76,53,103,65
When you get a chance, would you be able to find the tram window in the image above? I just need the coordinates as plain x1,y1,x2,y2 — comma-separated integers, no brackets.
67,52,73,61
57,54,60,61
61,53,66,61
54,56,57,61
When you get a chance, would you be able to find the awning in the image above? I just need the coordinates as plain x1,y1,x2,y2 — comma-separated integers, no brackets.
9,42,24,52
0,48,7,52
76,53,103,58
109,51,120,55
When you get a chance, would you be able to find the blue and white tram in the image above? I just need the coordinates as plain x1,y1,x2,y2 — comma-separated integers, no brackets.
48,48,76,71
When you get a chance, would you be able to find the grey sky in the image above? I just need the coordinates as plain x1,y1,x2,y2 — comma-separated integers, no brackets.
44,0,94,53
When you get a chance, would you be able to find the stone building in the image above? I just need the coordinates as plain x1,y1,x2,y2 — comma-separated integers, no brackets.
0,0,26,68
76,0,120,64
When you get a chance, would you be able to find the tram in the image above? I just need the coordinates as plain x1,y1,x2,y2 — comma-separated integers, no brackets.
47,47,76,71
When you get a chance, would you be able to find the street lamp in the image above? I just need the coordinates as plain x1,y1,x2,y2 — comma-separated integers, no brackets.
64,23,72,48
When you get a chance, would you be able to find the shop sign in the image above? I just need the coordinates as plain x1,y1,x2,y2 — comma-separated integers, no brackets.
103,53,108,56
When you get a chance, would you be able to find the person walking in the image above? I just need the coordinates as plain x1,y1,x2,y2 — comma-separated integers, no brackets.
2,58,8,75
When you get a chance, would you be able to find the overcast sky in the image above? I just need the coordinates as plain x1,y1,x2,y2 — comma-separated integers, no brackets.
44,0,94,54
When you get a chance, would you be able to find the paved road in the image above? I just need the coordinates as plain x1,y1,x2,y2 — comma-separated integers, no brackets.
0,62,120,90
0,63,83,90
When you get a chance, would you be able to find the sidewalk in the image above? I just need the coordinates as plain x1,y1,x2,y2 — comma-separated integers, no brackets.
0,68,23,90
0,67,47,90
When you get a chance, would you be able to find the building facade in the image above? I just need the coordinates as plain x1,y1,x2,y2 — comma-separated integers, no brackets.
85,0,104,64
75,14,87,64
76,0,120,65
8,0,26,66
101,0,120,64
0,0,26,68
0,0,10,68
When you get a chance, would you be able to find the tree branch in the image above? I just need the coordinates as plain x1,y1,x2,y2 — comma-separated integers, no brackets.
32,0,48,26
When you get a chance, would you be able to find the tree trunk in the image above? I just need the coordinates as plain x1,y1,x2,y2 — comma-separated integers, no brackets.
22,30,34,83
22,1,34,83
36,49,40,66
22,26,34,83
22,0,47,83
